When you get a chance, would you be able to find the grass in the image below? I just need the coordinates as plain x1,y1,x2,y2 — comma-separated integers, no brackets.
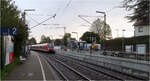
1,57,21,80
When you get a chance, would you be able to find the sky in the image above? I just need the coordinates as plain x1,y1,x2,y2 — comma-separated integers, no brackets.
14,0,135,43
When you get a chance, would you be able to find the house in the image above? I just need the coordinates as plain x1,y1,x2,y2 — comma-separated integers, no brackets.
133,18,150,36
133,18,149,54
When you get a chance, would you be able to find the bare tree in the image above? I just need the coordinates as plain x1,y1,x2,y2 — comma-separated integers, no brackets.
28,37,37,44
90,18,112,41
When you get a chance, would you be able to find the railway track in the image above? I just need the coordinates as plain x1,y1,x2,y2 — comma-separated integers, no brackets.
43,55,90,80
53,54,147,80
40,51,147,81
46,55,121,80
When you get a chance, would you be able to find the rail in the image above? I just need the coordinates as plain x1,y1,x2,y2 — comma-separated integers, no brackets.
44,56,90,80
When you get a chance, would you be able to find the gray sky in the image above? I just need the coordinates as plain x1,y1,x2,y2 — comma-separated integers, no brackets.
14,0,134,43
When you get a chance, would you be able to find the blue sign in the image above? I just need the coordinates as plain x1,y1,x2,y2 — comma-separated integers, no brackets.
1,28,18,36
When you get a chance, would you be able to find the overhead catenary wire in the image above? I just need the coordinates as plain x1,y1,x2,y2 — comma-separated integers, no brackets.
78,15,103,18
61,0,73,14
26,0,73,32
26,15,39,24
78,14,104,25
106,6,117,13
49,0,73,25
27,14,44,16
29,0,119,31
105,1,123,14
56,0,73,22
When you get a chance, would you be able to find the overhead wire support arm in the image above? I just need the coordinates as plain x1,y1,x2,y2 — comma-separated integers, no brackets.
30,14,56,29
78,15,93,25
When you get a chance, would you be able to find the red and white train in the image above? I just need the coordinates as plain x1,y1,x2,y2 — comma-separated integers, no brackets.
30,43,55,53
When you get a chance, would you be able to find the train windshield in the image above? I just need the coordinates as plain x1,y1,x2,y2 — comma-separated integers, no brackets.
49,44,53,48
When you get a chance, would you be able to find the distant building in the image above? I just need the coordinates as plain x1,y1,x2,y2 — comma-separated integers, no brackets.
67,37,77,49
133,18,150,36
104,19,149,54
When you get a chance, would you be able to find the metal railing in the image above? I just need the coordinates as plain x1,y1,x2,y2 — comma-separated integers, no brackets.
61,49,150,61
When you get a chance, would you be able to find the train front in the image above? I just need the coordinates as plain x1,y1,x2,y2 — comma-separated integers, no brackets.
47,43,55,54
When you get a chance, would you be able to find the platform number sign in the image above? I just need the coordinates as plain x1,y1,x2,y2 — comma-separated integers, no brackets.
1,27,18,36
12,28,17,35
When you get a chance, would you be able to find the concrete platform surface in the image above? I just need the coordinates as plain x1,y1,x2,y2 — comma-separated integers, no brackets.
5,51,59,81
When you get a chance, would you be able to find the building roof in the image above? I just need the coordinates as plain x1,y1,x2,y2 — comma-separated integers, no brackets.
133,18,149,26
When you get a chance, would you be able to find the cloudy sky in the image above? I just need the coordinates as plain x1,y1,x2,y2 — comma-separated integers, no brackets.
14,0,135,43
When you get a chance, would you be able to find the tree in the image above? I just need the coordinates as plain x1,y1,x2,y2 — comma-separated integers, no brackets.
80,31,100,43
1,0,20,27
122,0,149,22
28,37,37,44
62,33,71,46
14,21,29,57
1,0,29,57
90,18,112,41
40,35,51,43
54,39,62,45
46,37,51,43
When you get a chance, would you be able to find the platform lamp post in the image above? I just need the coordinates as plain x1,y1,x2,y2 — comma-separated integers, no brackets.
23,9,35,24
56,27,66,36
72,32,78,51
23,9,35,56
96,11,106,51
122,29,126,52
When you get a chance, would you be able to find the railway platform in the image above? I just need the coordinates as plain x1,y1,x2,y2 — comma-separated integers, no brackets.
4,51,59,80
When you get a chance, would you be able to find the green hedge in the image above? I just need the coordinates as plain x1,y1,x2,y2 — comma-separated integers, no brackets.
1,57,21,80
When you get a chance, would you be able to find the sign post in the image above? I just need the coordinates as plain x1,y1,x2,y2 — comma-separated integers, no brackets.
1,36,5,69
